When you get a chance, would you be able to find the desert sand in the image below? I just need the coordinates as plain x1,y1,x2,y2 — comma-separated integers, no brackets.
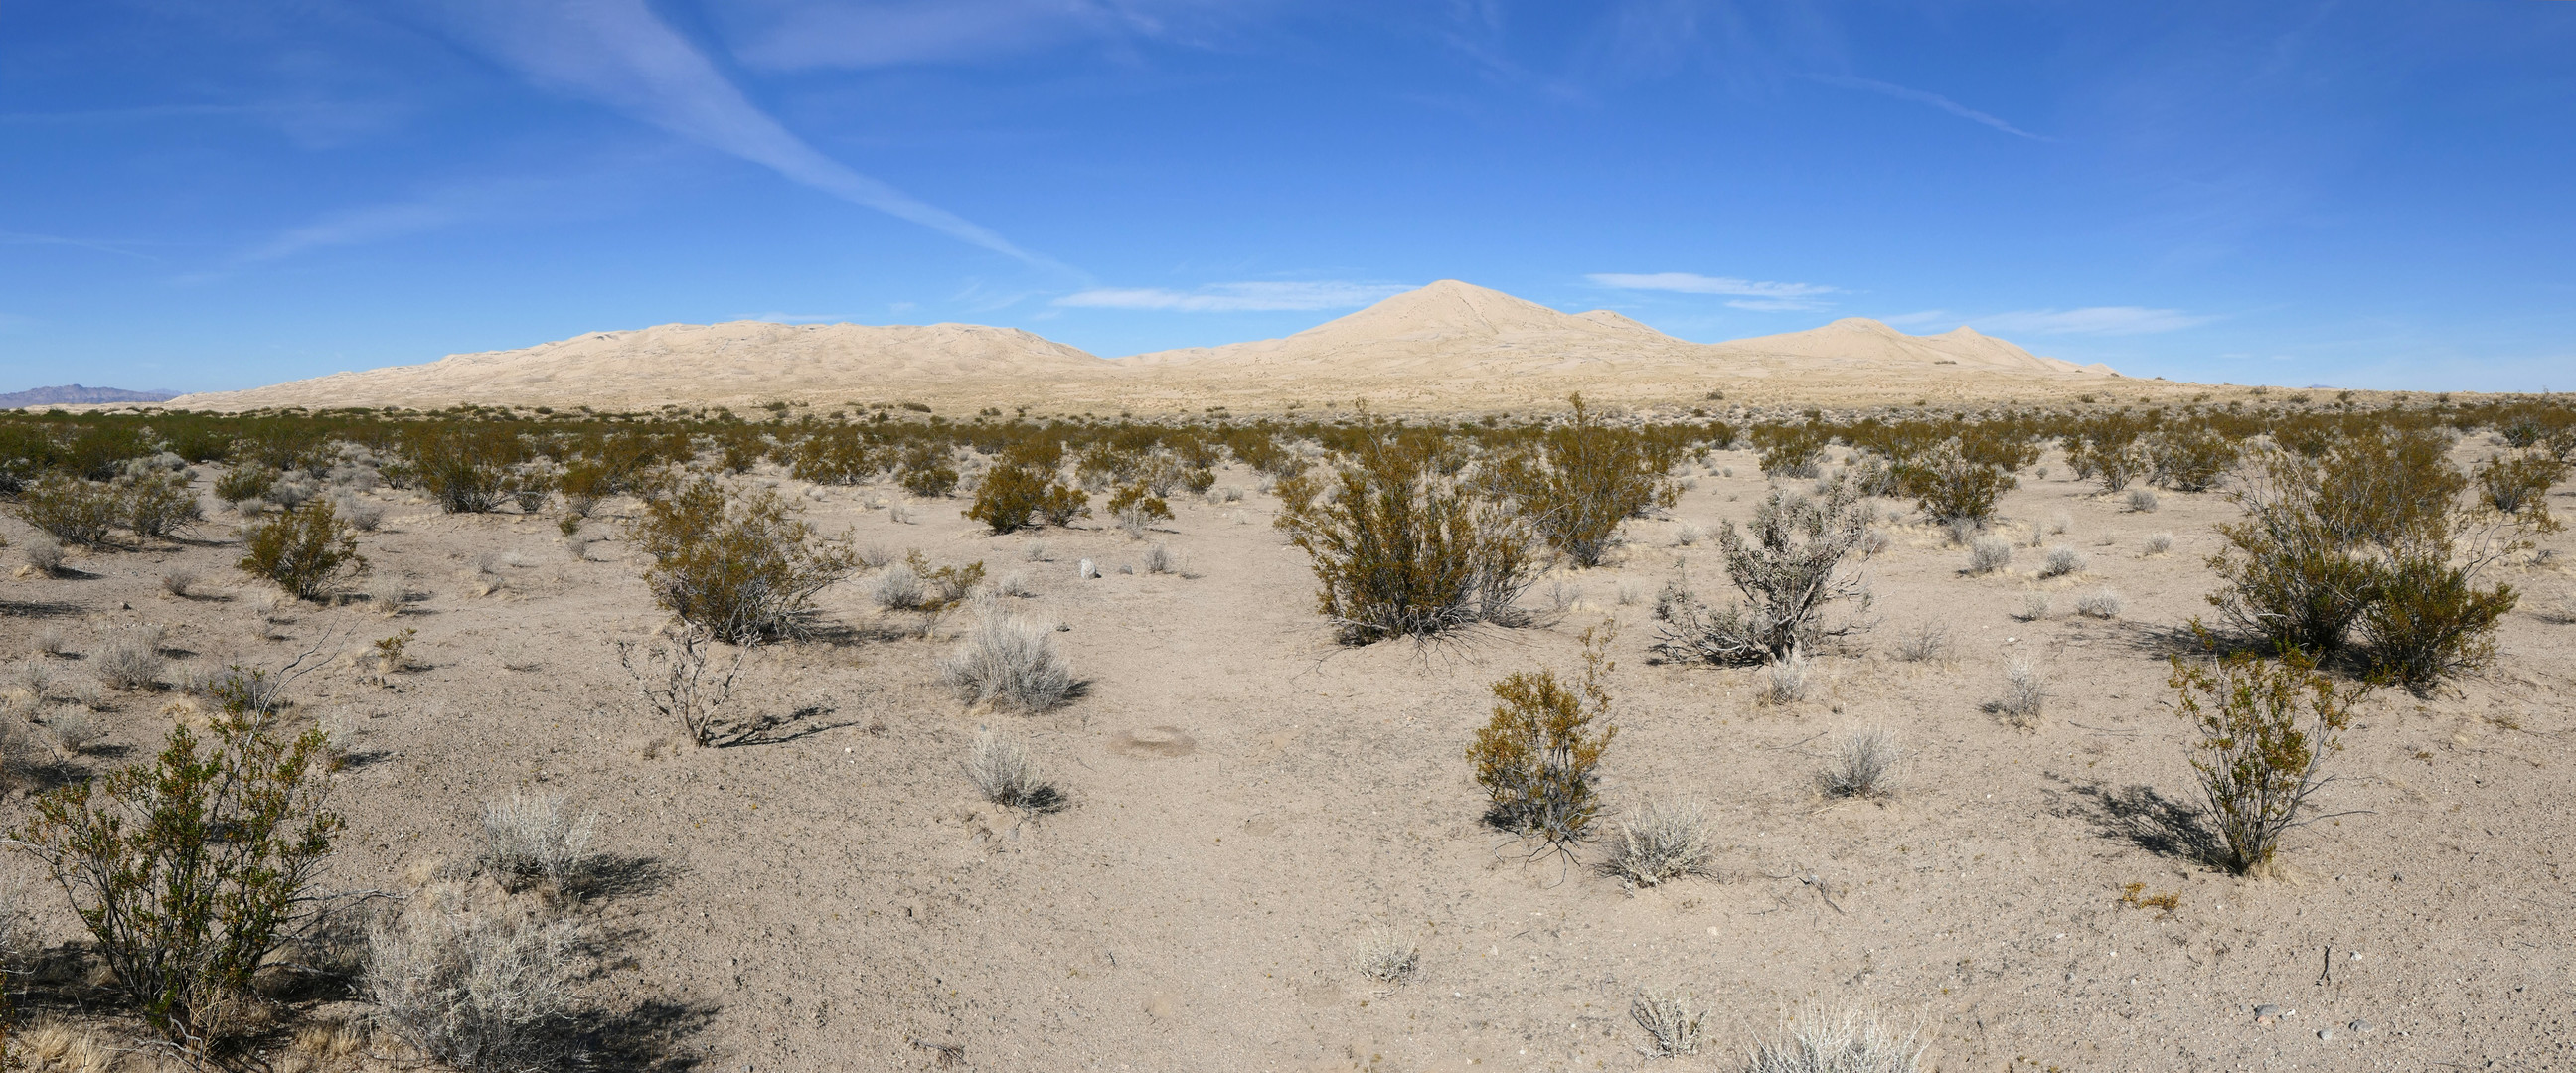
162,282,2154,417
3,434,2570,1071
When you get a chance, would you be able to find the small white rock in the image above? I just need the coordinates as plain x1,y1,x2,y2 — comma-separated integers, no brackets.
1078,558,1099,579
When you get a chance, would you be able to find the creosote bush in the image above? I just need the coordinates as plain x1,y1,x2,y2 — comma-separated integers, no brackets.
2171,650,2359,874
239,497,368,601
1497,394,1677,566
965,460,1087,534
630,477,857,641
1276,424,1538,644
10,698,342,1050
1653,476,1872,665
1469,622,1617,847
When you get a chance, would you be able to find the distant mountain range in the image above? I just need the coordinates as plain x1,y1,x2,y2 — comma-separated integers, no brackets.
0,384,180,408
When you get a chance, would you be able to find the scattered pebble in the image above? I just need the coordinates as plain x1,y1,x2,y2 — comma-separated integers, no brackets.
2348,1018,2375,1034
2317,1027,2335,1041
2253,1003,2284,1025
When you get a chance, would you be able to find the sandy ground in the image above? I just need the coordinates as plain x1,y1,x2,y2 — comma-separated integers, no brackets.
2,439,2572,1072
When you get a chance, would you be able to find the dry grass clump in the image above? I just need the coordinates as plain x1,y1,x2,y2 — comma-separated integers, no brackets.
2075,588,2125,619
1674,522,1703,546
1995,658,2047,726
871,565,927,611
94,626,168,690
1761,651,1812,704
1817,728,1900,798
965,728,1061,810
1602,798,1714,887
22,534,65,575
11,659,56,701
1142,542,1177,575
993,570,1036,598
1891,620,1948,663
31,628,68,658
2039,544,2087,578
1354,929,1419,984
478,794,597,891
2127,487,2160,513
1966,536,2012,574
365,895,580,1071
2046,511,2072,535
2143,532,2174,556
1631,989,1706,1057
1744,1005,1924,1073
2016,592,2052,622
160,566,200,598
46,707,108,754
940,616,1074,711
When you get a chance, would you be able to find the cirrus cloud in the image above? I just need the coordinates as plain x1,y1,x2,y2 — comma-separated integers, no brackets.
1974,307,2212,336
1054,280,1411,312
1587,271,1840,311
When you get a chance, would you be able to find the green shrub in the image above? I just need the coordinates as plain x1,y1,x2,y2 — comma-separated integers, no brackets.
1107,481,1173,535
2361,553,2516,692
2169,650,2356,875
1499,395,1675,567
2146,426,2239,491
2474,451,2566,523
404,424,528,513
1469,622,1617,847
2065,414,2151,492
1654,476,1873,664
896,441,959,498
1750,424,1829,478
240,498,368,601
123,471,203,538
966,461,1086,534
1275,427,1539,644
11,697,342,1048
630,478,857,640
9,475,121,545
787,427,883,485
213,464,277,504
1894,438,2014,525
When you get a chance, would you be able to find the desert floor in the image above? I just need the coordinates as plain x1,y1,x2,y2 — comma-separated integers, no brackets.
2,440,2572,1072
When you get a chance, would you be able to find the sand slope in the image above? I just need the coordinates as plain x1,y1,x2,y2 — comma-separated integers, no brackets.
167,320,1108,412
166,282,2122,414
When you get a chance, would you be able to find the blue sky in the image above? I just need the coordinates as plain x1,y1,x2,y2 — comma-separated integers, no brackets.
4,1,2572,393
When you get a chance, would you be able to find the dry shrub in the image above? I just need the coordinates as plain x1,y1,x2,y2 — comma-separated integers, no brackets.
21,534,64,574
2171,651,2358,874
122,471,203,539
2143,532,2174,555
1602,798,1714,887
940,616,1073,712
2127,487,2161,513
160,566,200,597
1469,622,1617,847
1995,658,2046,726
365,894,580,1071
2475,451,2566,523
478,794,596,891
2146,425,2239,491
94,627,166,690
1895,437,2016,525
1761,651,1811,705
1631,990,1705,1058
1745,1005,1923,1073
2039,544,2087,578
1966,536,2012,574
1892,620,1948,663
239,498,368,601
630,477,856,641
2075,588,2125,619
1818,728,1899,798
615,627,750,748
46,706,107,754
402,423,529,514
871,565,927,611
1142,542,1177,575
1653,477,1871,665
1275,424,1538,644
965,728,1061,810
1354,929,1420,984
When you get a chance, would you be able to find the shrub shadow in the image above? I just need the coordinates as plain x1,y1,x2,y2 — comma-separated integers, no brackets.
2048,777,2224,867
571,853,680,902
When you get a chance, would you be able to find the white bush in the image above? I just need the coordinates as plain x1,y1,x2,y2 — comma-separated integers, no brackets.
940,616,1073,711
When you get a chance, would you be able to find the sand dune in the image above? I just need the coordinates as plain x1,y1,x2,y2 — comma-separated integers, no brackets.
168,281,2123,414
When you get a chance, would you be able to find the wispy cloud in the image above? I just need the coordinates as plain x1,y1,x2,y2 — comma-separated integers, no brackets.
1877,309,1953,328
424,0,1069,274
0,229,159,262
1055,280,1410,312
1587,272,1839,311
1975,307,2210,336
1807,74,2047,140
717,0,1234,72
